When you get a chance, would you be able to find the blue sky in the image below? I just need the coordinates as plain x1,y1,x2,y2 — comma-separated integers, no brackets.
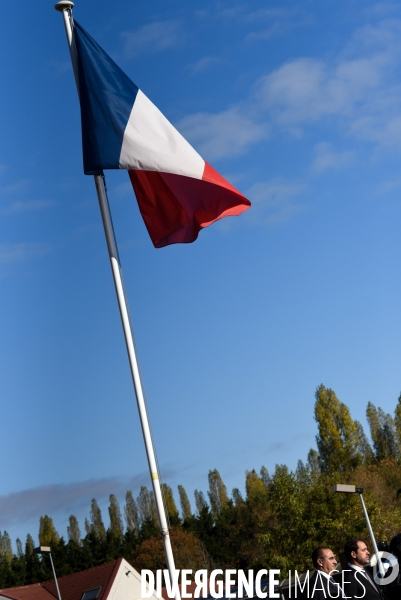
1,0,401,549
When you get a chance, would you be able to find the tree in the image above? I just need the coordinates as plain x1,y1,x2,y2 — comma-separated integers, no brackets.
15,538,23,559
124,490,139,532
88,499,106,540
25,534,35,556
354,420,374,463
67,515,81,545
232,488,243,505
394,393,401,443
39,516,60,546
260,466,270,488
314,384,362,473
108,494,124,541
0,531,13,562
161,484,180,523
306,449,320,474
194,490,208,514
246,470,268,507
366,402,400,460
207,469,228,517
137,486,157,523
178,485,192,520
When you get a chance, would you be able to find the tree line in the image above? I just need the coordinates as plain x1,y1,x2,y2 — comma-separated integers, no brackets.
1,384,401,588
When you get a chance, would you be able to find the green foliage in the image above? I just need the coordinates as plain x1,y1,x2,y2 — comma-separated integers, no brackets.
38,516,60,547
108,494,124,541
207,469,228,518
314,384,362,473
88,499,106,540
194,489,208,514
67,515,81,545
366,402,400,460
161,484,180,525
137,486,157,524
178,485,192,520
124,491,139,532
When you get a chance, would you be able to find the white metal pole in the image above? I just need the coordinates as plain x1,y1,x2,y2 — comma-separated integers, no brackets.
54,5,180,597
359,493,385,578
49,552,63,600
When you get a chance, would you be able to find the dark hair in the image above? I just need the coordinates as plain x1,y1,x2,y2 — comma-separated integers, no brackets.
344,538,365,561
312,547,329,569
390,534,401,559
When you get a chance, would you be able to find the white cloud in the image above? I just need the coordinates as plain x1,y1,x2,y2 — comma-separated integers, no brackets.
177,107,269,161
246,179,306,225
187,56,223,76
311,142,354,173
1,200,54,215
122,20,184,57
0,243,50,264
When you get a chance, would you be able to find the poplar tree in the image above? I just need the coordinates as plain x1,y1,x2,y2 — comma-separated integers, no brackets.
194,490,208,514
314,384,362,473
89,499,106,540
108,494,124,541
125,490,139,532
366,402,400,460
25,534,35,556
260,466,270,488
207,469,228,517
39,515,60,546
0,531,12,562
137,486,157,523
355,420,374,463
178,485,192,520
67,515,81,544
232,488,243,505
16,538,23,558
162,484,179,522
394,393,401,445
246,470,268,506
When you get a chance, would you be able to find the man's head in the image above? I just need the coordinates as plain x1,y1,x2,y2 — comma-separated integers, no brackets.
312,547,338,574
344,538,370,567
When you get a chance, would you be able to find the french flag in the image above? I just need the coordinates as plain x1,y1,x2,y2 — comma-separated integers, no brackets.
73,21,251,248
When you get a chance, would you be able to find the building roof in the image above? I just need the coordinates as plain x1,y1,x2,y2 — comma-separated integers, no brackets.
0,559,122,600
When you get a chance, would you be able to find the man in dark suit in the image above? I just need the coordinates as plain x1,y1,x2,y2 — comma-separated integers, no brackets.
342,538,383,600
300,547,343,599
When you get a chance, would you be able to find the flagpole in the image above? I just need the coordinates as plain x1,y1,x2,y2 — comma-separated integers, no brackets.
54,4,181,596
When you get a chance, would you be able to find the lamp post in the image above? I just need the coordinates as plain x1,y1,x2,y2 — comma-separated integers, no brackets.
333,484,385,578
33,546,62,600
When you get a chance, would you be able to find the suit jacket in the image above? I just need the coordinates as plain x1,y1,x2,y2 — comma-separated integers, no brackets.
342,567,382,600
300,570,343,600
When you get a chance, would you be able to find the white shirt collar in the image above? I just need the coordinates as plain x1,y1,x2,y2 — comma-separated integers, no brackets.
315,570,332,580
348,563,365,572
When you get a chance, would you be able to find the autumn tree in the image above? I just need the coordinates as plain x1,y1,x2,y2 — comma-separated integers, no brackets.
88,499,106,540
314,384,362,473
0,531,13,562
194,490,208,514
207,469,228,517
39,516,60,546
124,490,139,532
137,486,157,523
108,494,124,541
178,485,192,520
67,515,81,545
161,484,180,524
366,402,400,460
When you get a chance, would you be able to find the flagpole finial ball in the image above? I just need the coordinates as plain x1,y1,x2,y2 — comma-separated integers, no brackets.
55,1,74,11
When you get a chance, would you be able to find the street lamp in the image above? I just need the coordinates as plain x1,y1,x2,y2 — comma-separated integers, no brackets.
33,546,62,600
333,484,385,578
